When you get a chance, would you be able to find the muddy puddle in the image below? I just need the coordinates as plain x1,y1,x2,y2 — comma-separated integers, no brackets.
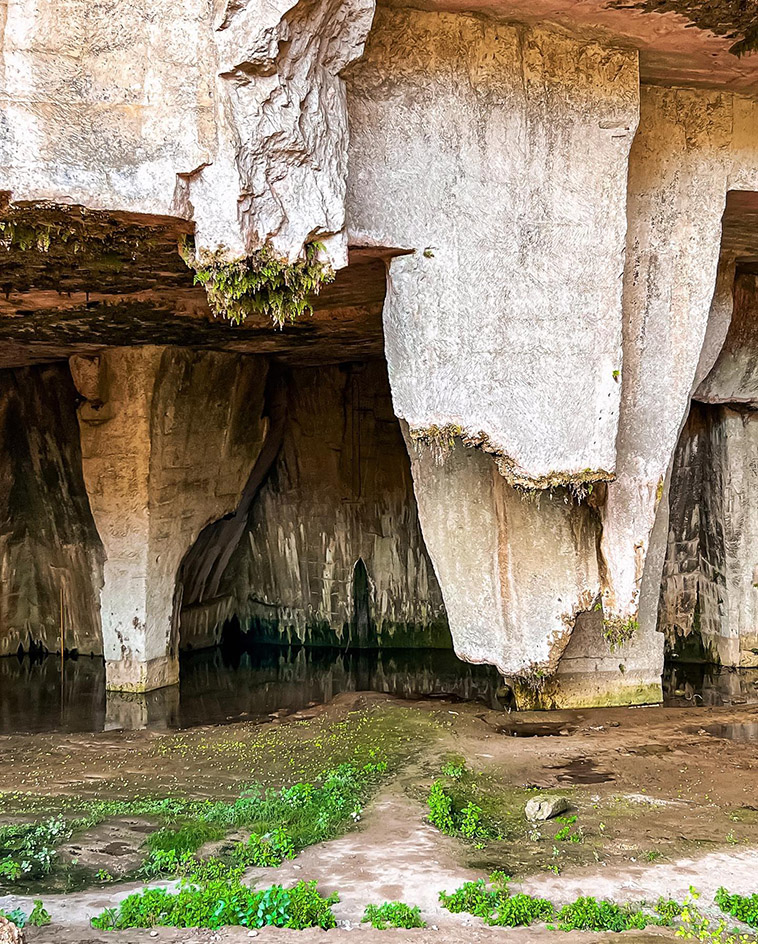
0,645,503,735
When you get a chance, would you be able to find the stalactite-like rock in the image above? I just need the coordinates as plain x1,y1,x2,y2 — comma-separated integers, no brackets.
345,9,639,686
600,88,758,644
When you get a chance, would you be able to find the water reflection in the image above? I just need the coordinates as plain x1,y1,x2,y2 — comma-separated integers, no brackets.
662,660,758,707
0,645,503,735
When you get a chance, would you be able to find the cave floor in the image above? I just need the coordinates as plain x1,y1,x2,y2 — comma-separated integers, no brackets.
1,692,757,942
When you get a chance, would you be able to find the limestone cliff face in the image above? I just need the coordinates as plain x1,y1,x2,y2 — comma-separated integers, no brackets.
0,0,374,267
0,365,103,656
347,8,638,487
180,362,448,650
601,88,758,643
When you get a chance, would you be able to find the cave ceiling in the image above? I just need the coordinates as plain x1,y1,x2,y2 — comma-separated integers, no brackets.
383,0,758,93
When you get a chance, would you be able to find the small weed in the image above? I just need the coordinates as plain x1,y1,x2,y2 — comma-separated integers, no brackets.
656,897,683,924
554,815,582,843
0,907,27,928
362,902,426,929
28,900,51,927
556,897,649,932
427,780,498,844
643,849,664,862
679,888,756,944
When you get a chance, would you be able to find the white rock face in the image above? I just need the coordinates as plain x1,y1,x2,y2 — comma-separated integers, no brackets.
600,88,758,637
347,8,639,485
403,431,601,676
0,0,374,267
72,347,268,692
346,9,637,682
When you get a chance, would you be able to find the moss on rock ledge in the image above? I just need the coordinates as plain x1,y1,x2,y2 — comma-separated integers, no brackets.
181,239,335,328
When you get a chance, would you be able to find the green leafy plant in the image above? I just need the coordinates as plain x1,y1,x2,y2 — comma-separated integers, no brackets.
182,240,334,328
716,888,758,928
554,815,582,843
679,888,756,944
427,780,497,843
0,907,27,928
440,874,551,927
0,816,73,883
362,902,426,929
28,900,51,927
232,827,296,868
91,879,338,930
555,896,649,932
656,897,683,924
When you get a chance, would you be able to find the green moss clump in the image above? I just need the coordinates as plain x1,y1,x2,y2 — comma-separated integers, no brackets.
181,239,334,328
603,616,639,651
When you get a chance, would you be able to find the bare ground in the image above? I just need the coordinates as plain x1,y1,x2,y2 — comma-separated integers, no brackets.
0,693,757,942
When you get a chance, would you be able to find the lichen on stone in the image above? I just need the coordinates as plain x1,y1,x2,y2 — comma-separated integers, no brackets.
180,238,335,328
611,0,758,56
602,615,639,651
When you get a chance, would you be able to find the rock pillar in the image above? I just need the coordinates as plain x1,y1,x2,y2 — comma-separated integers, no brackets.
71,346,268,691
346,9,640,693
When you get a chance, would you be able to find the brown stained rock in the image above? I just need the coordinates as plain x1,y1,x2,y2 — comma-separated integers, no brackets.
0,916,23,944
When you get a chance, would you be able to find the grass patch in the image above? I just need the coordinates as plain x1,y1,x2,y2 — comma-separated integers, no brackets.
362,902,426,929
92,879,338,930
2,761,388,886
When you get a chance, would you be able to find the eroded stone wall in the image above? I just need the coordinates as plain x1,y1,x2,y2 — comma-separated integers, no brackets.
661,273,758,668
0,365,103,656
347,8,639,487
600,89,758,649
0,0,375,267
180,361,448,650
345,9,640,688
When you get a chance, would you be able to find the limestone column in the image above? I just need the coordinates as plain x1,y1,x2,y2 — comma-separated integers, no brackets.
346,9,639,695
70,346,268,692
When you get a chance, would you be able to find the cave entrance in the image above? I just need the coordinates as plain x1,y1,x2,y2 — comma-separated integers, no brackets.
176,348,504,720
351,558,372,649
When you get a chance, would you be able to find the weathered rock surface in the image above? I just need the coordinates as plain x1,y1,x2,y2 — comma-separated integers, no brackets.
0,365,103,656
347,8,638,486
600,88,758,647
0,0,374,268
180,361,448,650
525,795,569,821
73,346,269,691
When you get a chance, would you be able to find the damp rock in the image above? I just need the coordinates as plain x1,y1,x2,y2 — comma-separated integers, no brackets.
525,795,569,821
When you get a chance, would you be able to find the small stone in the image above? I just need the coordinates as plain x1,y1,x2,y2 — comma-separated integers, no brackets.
150,932,159,939
525,795,569,821
248,931,259,938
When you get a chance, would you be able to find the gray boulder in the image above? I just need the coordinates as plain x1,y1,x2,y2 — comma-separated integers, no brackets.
525,795,569,821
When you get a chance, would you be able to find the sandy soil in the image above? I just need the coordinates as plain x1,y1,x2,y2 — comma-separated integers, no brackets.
1,693,757,942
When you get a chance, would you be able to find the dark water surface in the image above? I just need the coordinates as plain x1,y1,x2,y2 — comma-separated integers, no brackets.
2,649,756,736
0,646,503,735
